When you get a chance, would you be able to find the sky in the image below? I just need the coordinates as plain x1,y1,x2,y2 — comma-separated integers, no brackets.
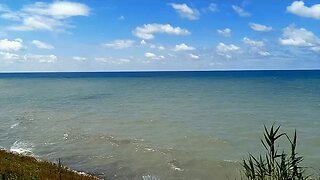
0,0,320,72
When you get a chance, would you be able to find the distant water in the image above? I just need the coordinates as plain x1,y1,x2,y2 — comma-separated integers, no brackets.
0,70,319,179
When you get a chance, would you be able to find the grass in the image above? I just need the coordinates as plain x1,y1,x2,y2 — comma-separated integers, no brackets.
0,150,98,180
241,124,316,180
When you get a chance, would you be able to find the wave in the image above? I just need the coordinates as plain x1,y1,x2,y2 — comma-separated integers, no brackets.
223,159,238,163
142,174,159,180
67,133,145,147
168,159,184,172
10,141,34,156
10,123,19,129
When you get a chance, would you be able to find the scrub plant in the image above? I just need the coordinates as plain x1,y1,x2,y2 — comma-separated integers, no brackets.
242,125,307,180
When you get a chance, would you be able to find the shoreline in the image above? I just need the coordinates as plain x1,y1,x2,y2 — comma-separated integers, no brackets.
0,149,99,180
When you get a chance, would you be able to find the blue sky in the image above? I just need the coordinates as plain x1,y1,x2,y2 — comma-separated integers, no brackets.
0,0,320,71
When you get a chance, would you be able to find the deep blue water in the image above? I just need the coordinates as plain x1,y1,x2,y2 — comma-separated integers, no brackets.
0,70,319,78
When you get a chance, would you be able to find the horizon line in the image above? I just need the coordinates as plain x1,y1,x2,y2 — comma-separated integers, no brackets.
0,69,320,74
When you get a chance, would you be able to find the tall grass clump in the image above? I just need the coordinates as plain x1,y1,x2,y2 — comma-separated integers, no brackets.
242,124,308,180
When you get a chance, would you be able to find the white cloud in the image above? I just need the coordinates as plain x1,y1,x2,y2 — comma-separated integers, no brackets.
217,28,231,37
242,37,265,47
118,15,125,20
249,23,273,32
145,52,156,58
32,40,54,49
23,54,57,63
168,53,176,57
0,12,21,21
118,58,131,64
140,40,147,45
232,5,250,17
0,38,23,51
287,1,320,20
173,43,195,51
170,3,199,20
0,4,9,12
208,3,217,12
279,25,320,47
133,23,190,40
258,51,271,56
150,44,156,49
95,57,111,63
158,46,165,50
216,43,240,53
145,52,164,60
189,53,200,59
242,37,271,56
0,51,20,62
150,44,165,50
95,57,130,64
2,1,90,32
73,56,86,61
310,46,320,52
9,16,65,31
0,50,58,63
216,43,240,58
279,26,320,54
22,1,89,18
103,40,134,49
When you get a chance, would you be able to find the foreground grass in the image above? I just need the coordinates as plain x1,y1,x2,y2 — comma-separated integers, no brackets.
0,150,98,180
242,125,319,180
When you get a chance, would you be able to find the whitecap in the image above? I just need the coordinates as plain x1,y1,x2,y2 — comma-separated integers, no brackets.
44,142,56,145
170,165,184,171
144,148,156,152
10,123,19,129
223,159,238,163
168,159,184,172
10,141,34,156
142,174,159,180
63,133,69,140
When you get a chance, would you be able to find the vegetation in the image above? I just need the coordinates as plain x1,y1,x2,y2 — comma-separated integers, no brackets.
0,150,98,180
241,124,313,180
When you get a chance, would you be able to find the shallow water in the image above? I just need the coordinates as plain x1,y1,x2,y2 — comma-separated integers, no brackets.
0,71,319,179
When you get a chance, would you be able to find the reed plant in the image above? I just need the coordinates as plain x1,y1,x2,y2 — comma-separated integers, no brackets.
242,124,307,180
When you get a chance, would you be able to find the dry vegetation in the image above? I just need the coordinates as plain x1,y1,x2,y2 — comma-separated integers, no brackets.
0,150,98,180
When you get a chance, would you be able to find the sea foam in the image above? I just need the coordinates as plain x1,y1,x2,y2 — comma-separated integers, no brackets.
10,141,34,156
10,123,19,129
142,174,159,180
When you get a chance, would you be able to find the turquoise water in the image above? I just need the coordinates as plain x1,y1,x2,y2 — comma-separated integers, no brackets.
0,71,319,179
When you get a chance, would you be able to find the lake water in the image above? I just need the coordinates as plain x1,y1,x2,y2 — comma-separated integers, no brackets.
0,71,319,179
